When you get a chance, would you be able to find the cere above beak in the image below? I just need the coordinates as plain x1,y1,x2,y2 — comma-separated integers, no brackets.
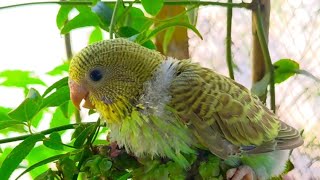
69,79,95,110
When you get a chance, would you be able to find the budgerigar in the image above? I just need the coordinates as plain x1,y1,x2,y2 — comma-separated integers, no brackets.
68,38,303,180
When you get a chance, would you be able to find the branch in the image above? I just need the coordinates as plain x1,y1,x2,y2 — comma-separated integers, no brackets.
0,1,251,10
109,0,122,39
0,122,96,144
226,0,234,79
254,1,275,112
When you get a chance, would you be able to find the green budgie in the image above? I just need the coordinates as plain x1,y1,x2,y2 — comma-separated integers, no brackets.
68,38,303,180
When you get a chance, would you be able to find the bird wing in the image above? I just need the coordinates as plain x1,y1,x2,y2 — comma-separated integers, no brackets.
169,62,303,159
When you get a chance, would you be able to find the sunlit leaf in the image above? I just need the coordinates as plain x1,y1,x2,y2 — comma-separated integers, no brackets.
56,5,74,29
42,77,68,98
61,6,100,34
141,0,163,16
43,132,64,151
31,110,44,128
0,106,11,120
273,59,299,84
47,62,69,76
17,154,66,179
42,86,70,108
50,107,71,128
89,27,103,44
8,88,42,122
0,70,45,88
0,134,45,180
59,101,75,119
0,120,25,131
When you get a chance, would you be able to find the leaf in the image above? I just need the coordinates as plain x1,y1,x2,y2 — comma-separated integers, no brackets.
16,154,66,180
59,157,77,180
141,0,163,16
56,5,74,29
0,120,25,131
118,27,156,49
47,62,69,76
125,7,150,32
50,107,71,128
251,73,270,96
41,86,70,108
59,101,74,119
162,27,175,54
61,6,100,34
8,88,42,122
43,132,64,150
0,106,11,120
73,124,96,148
0,70,45,88
145,21,203,42
0,134,45,179
42,77,68,98
89,27,103,44
92,2,114,28
31,110,44,128
34,169,56,180
273,59,299,84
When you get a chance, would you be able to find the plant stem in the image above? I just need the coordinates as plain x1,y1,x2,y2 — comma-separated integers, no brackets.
0,1,251,10
0,123,95,144
109,0,122,39
226,0,234,80
255,2,275,112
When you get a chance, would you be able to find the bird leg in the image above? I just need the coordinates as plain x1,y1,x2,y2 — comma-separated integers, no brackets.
226,165,257,180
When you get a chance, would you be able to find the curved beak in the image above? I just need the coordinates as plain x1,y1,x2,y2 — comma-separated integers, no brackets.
68,78,95,110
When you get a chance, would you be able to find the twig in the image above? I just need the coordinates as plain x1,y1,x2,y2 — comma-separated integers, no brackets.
255,1,275,112
226,0,234,79
109,0,122,39
0,1,251,10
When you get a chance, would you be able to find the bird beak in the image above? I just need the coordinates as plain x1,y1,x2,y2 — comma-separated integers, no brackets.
68,78,95,110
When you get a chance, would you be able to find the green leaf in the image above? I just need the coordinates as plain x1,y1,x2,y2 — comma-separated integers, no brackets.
73,124,96,148
34,169,56,180
17,154,66,180
59,157,77,180
92,2,113,28
141,0,163,16
0,106,11,120
47,62,69,76
43,132,64,150
251,73,270,96
0,134,45,179
0,120,25,131
162,27,175,54
0,70,45,88
273,59,300,84
50,107,71,128
42,77,68,98
56,5,74,29
59,101,75,119
118,27,156,49
61,6,100,34
31,110,44,128
199,155,221,179
144,21,203,42
41,86,70,108
8,88,42,122
89,27,103,44
125,7,150,32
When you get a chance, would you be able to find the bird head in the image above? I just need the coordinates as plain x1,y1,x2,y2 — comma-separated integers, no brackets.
68,38,165,122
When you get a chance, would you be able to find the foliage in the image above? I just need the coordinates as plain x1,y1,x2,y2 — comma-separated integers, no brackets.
0,0,317,179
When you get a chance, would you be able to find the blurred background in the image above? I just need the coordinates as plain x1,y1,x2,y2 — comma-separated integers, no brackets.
0,0,319,179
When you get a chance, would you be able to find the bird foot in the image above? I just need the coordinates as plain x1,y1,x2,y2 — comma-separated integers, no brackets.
109,141,121,158
226,165,256,180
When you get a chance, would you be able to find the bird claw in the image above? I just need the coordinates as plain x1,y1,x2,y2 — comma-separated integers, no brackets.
226,165,256,180
109,141,121,158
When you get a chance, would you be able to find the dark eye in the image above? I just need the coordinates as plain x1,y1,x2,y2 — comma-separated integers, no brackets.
90,69,103,81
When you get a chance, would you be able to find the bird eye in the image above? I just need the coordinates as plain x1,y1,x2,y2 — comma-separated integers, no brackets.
89,69,103,82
